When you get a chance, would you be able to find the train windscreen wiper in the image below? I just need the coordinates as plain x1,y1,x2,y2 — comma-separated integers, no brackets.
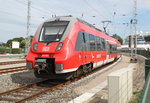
55,27,61,41
44,40,57,44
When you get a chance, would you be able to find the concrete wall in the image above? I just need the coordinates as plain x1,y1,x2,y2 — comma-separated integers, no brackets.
108,65,133,103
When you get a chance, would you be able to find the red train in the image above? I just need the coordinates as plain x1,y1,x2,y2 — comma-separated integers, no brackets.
26,16,121,80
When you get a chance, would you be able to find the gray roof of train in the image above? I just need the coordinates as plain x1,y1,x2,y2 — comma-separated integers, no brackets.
35,16,105,42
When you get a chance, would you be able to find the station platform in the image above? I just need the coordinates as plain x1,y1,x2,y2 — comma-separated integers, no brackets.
69,55,144,103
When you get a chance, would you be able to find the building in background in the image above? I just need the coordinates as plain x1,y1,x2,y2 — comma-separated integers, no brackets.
121,32,150,50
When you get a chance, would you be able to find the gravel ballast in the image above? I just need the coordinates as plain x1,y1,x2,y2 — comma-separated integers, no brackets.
0,70,43,93
25,56,136,103
0,55,140,103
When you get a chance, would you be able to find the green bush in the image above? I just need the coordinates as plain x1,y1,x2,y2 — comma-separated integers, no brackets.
5,48,11,53
12,48,21,54
0,48,5,54
0,48,22,54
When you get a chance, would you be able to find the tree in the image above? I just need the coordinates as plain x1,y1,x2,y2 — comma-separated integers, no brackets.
6,35,34,49
112,34,123,44
20,40,26,48
6,37,25,48
6,39,13,47
0,42,6,47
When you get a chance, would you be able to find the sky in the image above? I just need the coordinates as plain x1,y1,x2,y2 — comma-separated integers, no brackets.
0,0,150,43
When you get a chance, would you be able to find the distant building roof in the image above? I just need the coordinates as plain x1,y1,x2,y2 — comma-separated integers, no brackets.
0,42,4,44
124,33,150,44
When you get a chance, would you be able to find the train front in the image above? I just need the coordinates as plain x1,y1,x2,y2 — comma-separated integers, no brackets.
26,17,76,79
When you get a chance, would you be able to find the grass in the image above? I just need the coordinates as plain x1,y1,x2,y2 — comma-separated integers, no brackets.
129,91,142,103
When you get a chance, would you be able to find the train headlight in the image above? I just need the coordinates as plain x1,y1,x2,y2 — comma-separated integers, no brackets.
56,42,63,51
33,43,38,51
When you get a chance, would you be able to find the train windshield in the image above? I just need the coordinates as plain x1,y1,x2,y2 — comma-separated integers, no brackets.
39,21,69,42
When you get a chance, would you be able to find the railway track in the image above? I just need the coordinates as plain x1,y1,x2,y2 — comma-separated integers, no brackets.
0,80,70,103
0,60,26,66
0,66,26,75
0,58,121,102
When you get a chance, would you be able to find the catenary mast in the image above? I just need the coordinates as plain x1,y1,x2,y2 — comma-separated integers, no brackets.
130,0,137,62
25,0,31,54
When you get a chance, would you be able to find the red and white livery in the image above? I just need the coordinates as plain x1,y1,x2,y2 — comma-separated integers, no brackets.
26,16,121,79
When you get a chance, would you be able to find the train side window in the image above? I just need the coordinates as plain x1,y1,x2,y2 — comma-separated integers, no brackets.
114,45,117,53
96,37,101,51
89,34,96,51
84,32,90,51
108,44,111,54
110,45,112,54
75,31,84,51
110,45,116,54
101,38,106,50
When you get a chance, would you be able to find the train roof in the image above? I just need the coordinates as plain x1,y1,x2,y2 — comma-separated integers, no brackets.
44,16,119,45
45,16,104,32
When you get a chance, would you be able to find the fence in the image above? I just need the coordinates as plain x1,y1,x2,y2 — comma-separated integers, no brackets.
121,49,150,58
139,59,150,103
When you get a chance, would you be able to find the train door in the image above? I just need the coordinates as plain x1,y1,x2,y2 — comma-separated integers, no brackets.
82,32,87,64
75,31,90,65
105,41,110,63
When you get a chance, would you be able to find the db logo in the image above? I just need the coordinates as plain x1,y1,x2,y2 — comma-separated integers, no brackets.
42,47,50,51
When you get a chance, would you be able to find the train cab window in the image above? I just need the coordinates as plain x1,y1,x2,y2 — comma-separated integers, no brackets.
39,21,69,43
89,34,96,51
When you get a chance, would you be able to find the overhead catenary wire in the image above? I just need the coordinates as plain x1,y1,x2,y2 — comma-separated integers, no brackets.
0,0,50,19
0,10,24,18
83,0,110,20
15,0,52,16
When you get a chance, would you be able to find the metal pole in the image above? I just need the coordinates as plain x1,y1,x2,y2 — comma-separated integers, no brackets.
25,0,31,54
134,0,138,60
129,20,133,59
130,0,138,62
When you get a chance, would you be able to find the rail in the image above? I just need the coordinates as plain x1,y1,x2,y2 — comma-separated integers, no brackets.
0,66,26,75
139,71,150,103
0,80,69,103
0,60,25,66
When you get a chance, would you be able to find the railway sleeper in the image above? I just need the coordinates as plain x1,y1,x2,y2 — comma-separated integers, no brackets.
0,96,21,102
10,93,28,97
